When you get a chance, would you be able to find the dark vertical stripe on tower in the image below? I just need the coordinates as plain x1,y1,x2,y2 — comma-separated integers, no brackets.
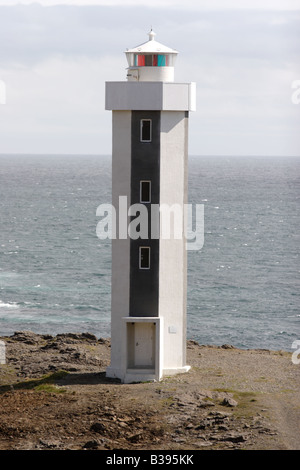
129,111,160,317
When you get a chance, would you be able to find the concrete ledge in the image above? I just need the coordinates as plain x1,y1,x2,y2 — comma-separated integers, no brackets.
105,81,196,111
124,369,157,384
106,365,191,383
163,365,191,376
106,366,159,384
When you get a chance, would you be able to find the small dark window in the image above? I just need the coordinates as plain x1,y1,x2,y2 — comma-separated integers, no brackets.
145,55,152,66
140,181,151,203
140,119,152,142
139,247,150,269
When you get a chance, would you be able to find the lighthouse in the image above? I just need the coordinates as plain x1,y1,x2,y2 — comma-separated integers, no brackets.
105,30,196,383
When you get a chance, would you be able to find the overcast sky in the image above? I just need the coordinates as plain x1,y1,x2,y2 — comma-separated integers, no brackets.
0,0,299,156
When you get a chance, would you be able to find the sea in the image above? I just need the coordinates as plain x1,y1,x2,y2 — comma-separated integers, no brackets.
0,154,299,351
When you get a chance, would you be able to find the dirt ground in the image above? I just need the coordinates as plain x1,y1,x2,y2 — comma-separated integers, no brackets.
0,331,299,451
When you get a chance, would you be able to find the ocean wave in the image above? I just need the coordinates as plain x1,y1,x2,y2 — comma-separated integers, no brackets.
0,300,19,309
74,304,102,312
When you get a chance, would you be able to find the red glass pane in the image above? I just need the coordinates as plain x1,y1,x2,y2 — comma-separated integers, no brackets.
137,55,145,66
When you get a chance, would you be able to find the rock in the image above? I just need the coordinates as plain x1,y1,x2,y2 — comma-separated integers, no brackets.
83,440,99,449
98,337,110,345
41,334,54,340
12,331,41,345
218,425,230,431
185,423,194,429
198,399,215,408
221,397,238,407
127,432,143,443
195,420,212,430
118,421,128,428
90,422,106,434
41,342,59,350
55,332,97,343
221,432,247,443
81,332,98,341
209,411,231,419
39,439,60,448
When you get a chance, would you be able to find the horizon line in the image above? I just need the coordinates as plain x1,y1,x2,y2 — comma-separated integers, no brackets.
0,153,300,158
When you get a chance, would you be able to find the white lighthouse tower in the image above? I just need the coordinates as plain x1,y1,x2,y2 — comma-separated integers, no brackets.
105,30,196,383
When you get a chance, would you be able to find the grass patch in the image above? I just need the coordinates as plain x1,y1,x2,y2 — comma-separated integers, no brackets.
159,396,175,408
34,383,65,393
0,365,18,385
213,387,260,417
0,370,69,394
214,387,258,401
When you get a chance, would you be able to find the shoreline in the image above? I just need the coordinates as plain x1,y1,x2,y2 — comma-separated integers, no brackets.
0,330,299,450
0,328,292,354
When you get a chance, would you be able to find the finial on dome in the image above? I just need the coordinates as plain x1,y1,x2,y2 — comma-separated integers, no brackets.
148,28,156,41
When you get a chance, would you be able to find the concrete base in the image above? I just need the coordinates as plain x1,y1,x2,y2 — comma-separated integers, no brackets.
106,366,158,383
162,365,191,376
105,366,123,380
106,364,191,384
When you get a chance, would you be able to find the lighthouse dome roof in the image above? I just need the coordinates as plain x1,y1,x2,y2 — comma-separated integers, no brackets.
125,29,178,55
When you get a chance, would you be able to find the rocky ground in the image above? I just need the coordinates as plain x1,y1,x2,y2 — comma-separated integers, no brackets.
0,330,299,451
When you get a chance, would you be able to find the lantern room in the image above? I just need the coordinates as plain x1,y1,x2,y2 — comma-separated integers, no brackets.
125,29,178,82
